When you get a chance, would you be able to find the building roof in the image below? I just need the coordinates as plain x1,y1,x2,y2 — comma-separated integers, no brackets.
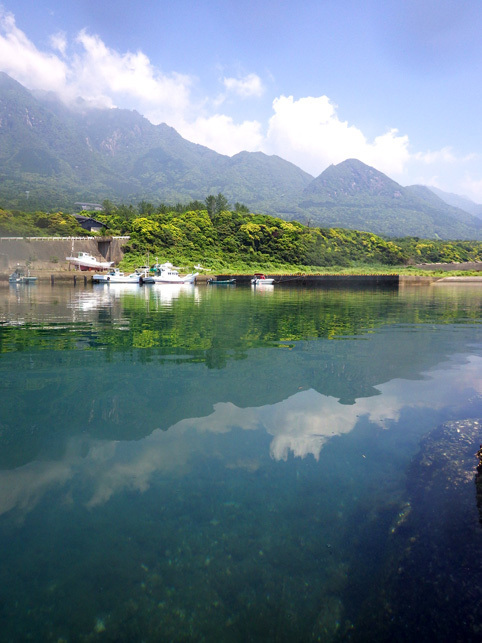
73,214,106,227
75,202,103,211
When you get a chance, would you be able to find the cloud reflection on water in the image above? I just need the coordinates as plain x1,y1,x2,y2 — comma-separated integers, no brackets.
0,355,480,517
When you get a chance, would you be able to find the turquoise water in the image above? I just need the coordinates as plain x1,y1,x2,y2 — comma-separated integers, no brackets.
0,281,481,641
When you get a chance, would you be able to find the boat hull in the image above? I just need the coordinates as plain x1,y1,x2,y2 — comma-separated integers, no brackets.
93,274,142,284
66,255,114,270
9,277,37,284
251,278,274,285
142,273,198,284
207,279,236,285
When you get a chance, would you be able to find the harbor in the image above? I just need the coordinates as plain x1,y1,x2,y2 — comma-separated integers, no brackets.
3,271,482,287
1,276,481,642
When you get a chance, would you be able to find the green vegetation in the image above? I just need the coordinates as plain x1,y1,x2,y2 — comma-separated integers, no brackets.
92,198,407,270
299,160,482,240
0,208,92,237
2,73,482,240
2,199,482,273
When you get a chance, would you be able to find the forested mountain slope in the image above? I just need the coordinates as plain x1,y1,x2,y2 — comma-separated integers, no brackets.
1,73,481,240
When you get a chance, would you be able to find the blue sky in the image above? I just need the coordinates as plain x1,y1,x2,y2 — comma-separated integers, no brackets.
1,0,482,201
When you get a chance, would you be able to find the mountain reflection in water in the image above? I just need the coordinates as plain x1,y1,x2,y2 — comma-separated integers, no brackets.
0,282,481,641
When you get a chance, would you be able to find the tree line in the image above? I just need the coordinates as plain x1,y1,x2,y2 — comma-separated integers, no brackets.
2,195,482,270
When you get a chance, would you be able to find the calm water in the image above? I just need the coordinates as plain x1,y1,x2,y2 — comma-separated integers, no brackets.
0,281,481,642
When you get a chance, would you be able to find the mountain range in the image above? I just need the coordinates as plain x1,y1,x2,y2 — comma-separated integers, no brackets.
1,72,482,240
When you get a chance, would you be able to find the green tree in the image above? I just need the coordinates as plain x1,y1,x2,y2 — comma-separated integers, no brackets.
215,193,229,214
234,202,250,213
101,199,116,215
205,195,217,221
138,201,155,216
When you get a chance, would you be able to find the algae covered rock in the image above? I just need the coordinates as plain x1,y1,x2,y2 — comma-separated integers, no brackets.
354,417,482,643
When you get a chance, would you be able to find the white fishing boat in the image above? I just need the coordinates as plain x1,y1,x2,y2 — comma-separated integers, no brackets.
66,251,114,270
92,268,148,283
142,262,198,284
251,273,275,285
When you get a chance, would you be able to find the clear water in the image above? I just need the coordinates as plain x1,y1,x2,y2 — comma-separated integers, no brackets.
0,281,481,641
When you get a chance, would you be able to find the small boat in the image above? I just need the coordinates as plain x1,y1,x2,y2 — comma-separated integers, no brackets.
142,262,198,284
207,278,236,285
92,268,148,283
9,267,38,284
66,251,114,271
251,273,275,285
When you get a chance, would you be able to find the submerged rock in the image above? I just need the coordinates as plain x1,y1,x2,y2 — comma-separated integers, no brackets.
475,443,482,525
354,418,482,642
311,595,347,642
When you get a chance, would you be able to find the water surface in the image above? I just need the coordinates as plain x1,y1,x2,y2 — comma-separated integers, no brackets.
0,281,481,641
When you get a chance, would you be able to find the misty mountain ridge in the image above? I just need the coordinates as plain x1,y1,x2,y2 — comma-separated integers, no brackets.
428,185,482,220
1,72,481,240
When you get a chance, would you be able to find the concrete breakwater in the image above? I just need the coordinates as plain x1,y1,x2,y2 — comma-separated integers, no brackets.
1,271,399,286
2,272,481,286
413,261,482,272
217,274,400,286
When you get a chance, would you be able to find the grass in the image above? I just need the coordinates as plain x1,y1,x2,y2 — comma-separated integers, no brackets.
118,254,481,278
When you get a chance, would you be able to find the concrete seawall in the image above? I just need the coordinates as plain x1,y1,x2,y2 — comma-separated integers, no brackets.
413,262,482,272
217,274,400,287
1,272,481,286
0,236,128,271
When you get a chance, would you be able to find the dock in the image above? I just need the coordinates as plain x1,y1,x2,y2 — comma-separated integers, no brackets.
2,272,481,287
216,274,400,286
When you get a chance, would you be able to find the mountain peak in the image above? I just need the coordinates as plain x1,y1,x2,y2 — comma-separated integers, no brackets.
304,158,403,200
1,73,481,239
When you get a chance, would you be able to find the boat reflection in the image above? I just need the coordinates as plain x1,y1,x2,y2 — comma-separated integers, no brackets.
70,283,149,311
146,283,201,306
251,283,274,294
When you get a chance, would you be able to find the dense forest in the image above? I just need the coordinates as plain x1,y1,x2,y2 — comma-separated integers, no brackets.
2,196,482,270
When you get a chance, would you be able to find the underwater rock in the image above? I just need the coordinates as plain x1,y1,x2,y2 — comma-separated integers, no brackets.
310,595,347,642
354,418,482,643
475,443,482,525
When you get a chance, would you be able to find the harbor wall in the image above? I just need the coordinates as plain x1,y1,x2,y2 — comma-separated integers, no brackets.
0,236,128,271
413,262,482,271
217,274,400,287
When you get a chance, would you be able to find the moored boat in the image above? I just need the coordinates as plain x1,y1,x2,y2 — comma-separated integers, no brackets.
142,262,198,284
66,251,114,271
92,268,148,283
207,278,236,285
9,268,38,284
251,273,275,285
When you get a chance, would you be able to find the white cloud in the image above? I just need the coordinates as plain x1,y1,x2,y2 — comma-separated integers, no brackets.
223,73,264,98
72,30,192,117
178,113,264,156
0,8,68,91
264,95,410,177
460,176,482,203
0,9,193,120
414,147,478,165
49,31,67,57
1,8,481,197
398,148,482,196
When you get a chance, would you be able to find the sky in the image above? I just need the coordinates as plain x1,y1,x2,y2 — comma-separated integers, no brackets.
1,0,482,201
